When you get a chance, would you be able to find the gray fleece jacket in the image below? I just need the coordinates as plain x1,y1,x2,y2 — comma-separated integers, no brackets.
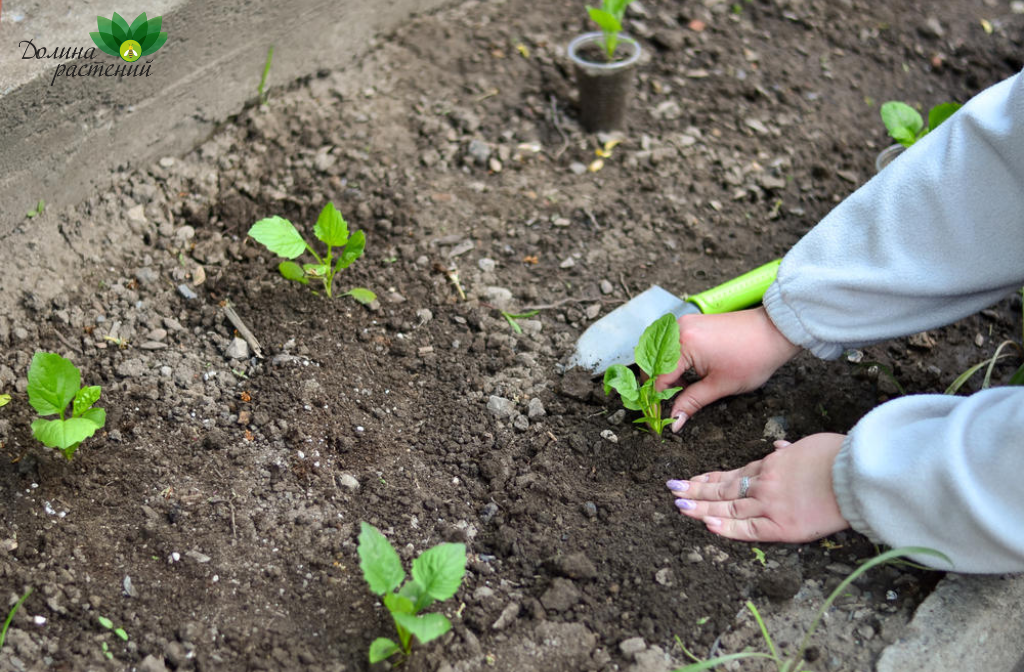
761,70,1024,573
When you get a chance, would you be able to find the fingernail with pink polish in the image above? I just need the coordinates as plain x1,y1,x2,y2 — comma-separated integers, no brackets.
675,498,696,511
666,480,689,492
671,412,689,433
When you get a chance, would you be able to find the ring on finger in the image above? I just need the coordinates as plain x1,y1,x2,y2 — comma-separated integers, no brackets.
738,476,750,499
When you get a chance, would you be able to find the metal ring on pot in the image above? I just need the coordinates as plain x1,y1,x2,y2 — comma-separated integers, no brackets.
567,31,642,71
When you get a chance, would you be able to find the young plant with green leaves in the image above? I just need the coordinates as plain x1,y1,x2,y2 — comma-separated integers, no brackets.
27,352,106,460
603,313,682,436
26,199,45,219
586,0,636,60
247,202,375,303
881,100,961,148
357,522,467,664
673,546,950,672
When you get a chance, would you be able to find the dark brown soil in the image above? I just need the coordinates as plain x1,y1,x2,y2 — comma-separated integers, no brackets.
1,1,1022,671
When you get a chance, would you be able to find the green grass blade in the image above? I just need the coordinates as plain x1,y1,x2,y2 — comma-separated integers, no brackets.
793,547,950,664
982,340,1022,389
746,601,777,659
0,588,32,651
672,651,776,672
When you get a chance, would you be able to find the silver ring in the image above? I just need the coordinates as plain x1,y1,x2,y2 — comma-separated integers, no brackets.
738,476,750,499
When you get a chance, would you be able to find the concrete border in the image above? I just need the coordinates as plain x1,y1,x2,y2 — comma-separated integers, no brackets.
877,573,1024,671
0,0,449,238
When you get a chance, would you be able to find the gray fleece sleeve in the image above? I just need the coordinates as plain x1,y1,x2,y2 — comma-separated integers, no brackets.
832,388,1024,573
763,70,1024,359
761,70,1024,573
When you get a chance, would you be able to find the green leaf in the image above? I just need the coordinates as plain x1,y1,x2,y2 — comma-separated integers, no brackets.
140,32,167,57
110,12,130,44
31,417,102,451
302,263,328,278
369,637,402,663
587,7,622,34
392,612,452,645
127,12,148,42
90,31,120,57
412,543,466,602
880,102,924,147
73,386,101,417
927,102,961,133
653,385,682,401
114,628,128,641
278,261,309,284
357,523,405,595
27,352,80,417
635,314,681,377
248,217,308,259
603,364,640,402
345,288,377,305
314,202,349,247
79,407,106,430
0,394,10,408
398,580,423,604
97,616,114,630
1008,362,1024,386
141,16,163,46
335,230,366,271
384,592,416,615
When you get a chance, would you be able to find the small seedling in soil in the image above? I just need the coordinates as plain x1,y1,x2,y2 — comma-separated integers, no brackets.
946,289,1024,393
0,588,32,651
247,202,376,303
672,546,950,672
880,100,961,148
257,45,274,105
27,352,106,460
752,548,767,567
25,199,45,219
501,309,539,334
586,0,636,60
97,615,128,660
603,313,682,436
357,522,466,664
0,393,10,408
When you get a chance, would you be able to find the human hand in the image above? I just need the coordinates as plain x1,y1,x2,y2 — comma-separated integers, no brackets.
666,433,849,543
654,307,800,432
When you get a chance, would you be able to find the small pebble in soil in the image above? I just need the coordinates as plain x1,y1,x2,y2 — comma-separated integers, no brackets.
600,429,618,443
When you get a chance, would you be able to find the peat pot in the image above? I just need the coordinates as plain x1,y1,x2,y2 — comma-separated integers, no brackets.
567,31,642,133
875,143,906,172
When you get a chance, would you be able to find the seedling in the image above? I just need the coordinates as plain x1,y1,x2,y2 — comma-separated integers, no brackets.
946,290,1024,393
881,100,961,148
0,394,10,408
258,45,274,105
751,548,767,567
672,546,950,672
0,588,32,651
25,199,45,219
27,352,106,460
247,202,376,303
586,0,636,60
357,522,466,664
501,309,540,334
97,615,128,660
603,313,683,436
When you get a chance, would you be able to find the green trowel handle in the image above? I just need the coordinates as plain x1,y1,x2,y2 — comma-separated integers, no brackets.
687,259,781,314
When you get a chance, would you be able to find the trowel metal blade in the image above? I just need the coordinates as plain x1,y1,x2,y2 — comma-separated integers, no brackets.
567,285,701,375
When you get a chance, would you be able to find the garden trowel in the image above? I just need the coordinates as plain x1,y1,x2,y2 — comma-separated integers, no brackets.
568,259,781,374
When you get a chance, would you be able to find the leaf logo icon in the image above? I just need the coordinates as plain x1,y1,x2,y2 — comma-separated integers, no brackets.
90,12,167,61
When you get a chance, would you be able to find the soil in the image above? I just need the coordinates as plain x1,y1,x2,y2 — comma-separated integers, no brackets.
1,0,1022,671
